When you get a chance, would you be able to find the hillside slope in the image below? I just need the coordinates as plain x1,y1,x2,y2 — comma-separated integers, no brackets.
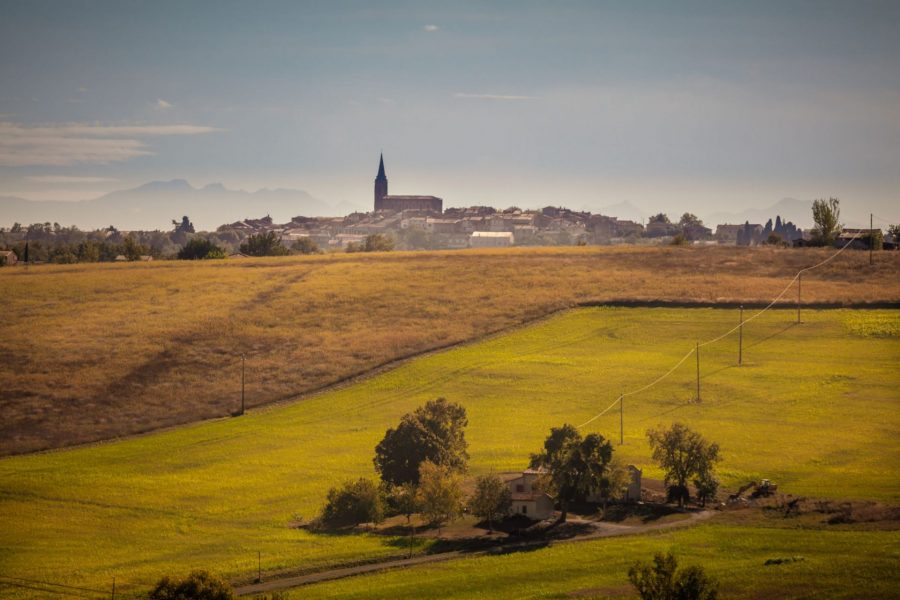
1,245,899,455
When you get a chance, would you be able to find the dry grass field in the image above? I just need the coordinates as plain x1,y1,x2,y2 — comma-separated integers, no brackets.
1,245,898,456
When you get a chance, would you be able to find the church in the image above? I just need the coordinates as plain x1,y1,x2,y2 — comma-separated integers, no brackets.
373,154,443,213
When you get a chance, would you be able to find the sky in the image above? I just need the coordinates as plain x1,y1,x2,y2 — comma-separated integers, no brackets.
1,0,898,224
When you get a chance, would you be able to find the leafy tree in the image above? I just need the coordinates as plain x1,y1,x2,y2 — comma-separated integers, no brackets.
693,472,719,507
678,213,702,228
469,473,512,532
390,481,421,525
374,398,469,486
628,552,718,600
292,237,321,255
649,213,670,224
766,232,783,246
647,423,720,508
172,215,195,234
598,459,632,513
149,570,234,600
888,224,900,243
529,424,613,523
121,234,150,261
178,237,225,260
320,478,385,528
416,460,464,528
364,233,395,252
811,197,842,246
240,231,290,257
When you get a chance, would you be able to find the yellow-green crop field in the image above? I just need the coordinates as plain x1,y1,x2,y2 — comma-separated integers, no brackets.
291,521,900,599
0,307,897,598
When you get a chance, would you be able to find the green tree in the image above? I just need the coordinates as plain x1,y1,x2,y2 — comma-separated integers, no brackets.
320,478,385,528
888,224,900,244
693,472,719,507
364,233,395,252
391,481,421,525
529,424,613,523
649,213,670,224
628,552,718,600
416,460,464,529
292,237,321,255
811,197,842,246
178,237,225,260
121,234,149,261
647,423,720,508
374,398,469,486
149,570,235,600
240,231,290,257
469,473,512,532
598,459,632,513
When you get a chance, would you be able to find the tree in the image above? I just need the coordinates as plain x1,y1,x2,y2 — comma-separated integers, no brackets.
811,197,842,246
649,213,670,224
240,231,290,256
374,398,469,486
888,224,900,244
178,237,225,260
292,237,321,255
598,459,632,513
364,233,394,252
647,423,720,508
416,460,464,529
121,234,149,261
469,473,512,532
391,481,421,525
678,213,702,228
628,552,718,600
529,424,614,523
172,216,195,234
693,472,719,507
149,570,235,600
320,478,385,528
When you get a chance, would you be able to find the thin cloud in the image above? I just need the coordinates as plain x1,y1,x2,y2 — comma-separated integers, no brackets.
423,24,439,32
156,98,174,110
454,93,537,101
0,122,222,167
26,175,119,183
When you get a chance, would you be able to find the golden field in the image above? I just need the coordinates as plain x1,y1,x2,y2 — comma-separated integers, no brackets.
1,245,898,455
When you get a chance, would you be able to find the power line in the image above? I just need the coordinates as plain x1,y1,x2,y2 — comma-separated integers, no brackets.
576,231,864,430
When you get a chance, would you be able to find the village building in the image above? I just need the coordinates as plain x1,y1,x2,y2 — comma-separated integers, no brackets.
505,469,555,520
373,154,443,214
470,231,514,247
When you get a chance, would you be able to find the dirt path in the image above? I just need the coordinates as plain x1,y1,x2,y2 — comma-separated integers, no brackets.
234,510,715,596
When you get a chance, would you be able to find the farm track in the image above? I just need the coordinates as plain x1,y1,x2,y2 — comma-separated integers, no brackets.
233,510,716,596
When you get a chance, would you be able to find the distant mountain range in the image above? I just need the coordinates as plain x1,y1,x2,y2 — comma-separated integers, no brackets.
0,180,330,231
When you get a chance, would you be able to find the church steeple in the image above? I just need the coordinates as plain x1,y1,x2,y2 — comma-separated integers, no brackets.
374,153,388,210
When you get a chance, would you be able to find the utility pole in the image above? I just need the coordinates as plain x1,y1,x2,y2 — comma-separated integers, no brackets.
738,305,743,366
797,274,802,324
870,213,874,266
619,393,624,445
240,354,246,416
695,343,701,403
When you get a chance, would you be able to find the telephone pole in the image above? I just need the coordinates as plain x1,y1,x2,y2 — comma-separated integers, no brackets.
695,343,701,403
870,213,874,266
240,354,246,416
619,393,624,445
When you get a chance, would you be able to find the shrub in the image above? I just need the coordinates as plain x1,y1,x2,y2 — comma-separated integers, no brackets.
628,552,717,600
178,238,225,260
149,570,234,600
320,478,385,528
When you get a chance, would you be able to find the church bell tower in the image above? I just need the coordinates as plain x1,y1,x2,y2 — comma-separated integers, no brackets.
374,153,388,210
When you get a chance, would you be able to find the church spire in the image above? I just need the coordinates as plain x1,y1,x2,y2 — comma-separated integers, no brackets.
376,153,386,180
374,152,388,210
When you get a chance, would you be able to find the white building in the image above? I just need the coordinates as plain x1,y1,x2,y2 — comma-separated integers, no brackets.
469,231,514,248
505,469,554,520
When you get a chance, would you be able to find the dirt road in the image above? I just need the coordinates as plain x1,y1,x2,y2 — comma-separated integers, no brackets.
234,510,715,596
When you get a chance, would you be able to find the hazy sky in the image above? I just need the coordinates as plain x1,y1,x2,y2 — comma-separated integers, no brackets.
1,0,898,223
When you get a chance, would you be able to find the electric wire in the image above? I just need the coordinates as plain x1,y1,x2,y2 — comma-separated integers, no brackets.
576,231,864,430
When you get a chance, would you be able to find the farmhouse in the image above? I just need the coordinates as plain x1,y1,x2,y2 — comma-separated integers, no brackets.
505,469,554,520
0,250,17,266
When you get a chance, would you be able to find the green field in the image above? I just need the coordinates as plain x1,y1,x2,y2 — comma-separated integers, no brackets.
290,521,900,599
0,307,898,598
